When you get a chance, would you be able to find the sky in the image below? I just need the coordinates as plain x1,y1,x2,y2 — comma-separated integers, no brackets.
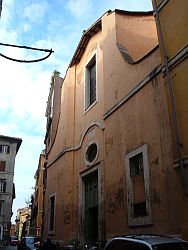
0,0,153,223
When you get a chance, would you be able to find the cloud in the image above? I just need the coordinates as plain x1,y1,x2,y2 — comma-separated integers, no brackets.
66,0,93,20
12,134,45,220
0,27,18,44
23,1,49,24
0,56,50,117
22,23,32,32
0,0,16,27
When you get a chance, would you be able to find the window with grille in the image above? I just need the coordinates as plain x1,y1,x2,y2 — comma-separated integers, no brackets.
133,201,147,218
125,144,152,226
130,153,143,177
0,145,10,154
85,54,97,111
0,161,6,171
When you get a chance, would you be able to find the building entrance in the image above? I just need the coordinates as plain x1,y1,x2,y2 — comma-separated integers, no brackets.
0,224,3,240
84,172,98,246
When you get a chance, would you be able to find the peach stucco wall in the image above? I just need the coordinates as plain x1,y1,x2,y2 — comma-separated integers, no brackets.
116,13,158,62
43,10,184,242
102,12,160,113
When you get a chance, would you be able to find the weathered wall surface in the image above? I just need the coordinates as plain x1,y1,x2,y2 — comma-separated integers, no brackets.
43,8,186,243
104,73,181,237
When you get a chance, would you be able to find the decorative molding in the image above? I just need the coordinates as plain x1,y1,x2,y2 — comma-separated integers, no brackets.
168,44,188,70
117,43,159,65
47,122,104,168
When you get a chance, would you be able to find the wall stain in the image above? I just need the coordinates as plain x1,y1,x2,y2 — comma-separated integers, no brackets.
115,89,118,100
151,157,159,166
105,138,113,155
64,203,72,225
77,72,82,84
66,185,72,194
106,178,124,214
152,189,161,204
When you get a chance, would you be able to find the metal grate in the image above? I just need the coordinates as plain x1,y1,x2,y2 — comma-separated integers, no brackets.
133,201,147,218
130,152,144,177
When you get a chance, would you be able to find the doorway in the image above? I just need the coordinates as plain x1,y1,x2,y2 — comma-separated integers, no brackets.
84,171,98,246
0,224,3,240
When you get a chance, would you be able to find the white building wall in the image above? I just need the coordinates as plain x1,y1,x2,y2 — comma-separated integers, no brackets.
0,136,22,240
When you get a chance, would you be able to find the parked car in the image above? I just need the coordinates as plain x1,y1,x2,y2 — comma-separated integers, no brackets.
10,236,19,246
18,236,40,250
104,235,188,250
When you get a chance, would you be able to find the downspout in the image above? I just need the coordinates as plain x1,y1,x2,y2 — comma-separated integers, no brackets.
153,0,188,194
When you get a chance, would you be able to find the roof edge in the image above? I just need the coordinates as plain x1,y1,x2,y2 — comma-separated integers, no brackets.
117,43,159,64
115,9,153,16
69,10,112,67
0,134,22,153
69,9,153,67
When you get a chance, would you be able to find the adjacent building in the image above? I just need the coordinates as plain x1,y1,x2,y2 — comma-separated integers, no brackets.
0,135,22,240
152,0,188,240
10,223,16,236
30,151,46,237
15,207,31,240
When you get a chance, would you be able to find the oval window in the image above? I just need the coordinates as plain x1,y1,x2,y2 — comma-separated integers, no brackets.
85,143,98,165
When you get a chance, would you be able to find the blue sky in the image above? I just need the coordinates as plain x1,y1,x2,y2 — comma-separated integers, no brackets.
0,0,153,222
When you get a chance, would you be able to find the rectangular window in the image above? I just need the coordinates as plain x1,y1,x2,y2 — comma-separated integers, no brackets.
125,144,152,226
49,194,55,232
85,54,97,111
0,145,10,154
0,161,6,171
0,200,4,215
0,179,6,193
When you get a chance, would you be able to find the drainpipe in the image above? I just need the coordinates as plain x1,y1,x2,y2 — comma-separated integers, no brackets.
153,0,188,194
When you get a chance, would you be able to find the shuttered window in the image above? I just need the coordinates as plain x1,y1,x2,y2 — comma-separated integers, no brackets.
0,200,4,215
0,179,6,193
0,161,6,171
85,54,97,111
0,145,10,154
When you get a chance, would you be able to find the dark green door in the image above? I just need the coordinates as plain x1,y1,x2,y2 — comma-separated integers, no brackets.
84,172,98,246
